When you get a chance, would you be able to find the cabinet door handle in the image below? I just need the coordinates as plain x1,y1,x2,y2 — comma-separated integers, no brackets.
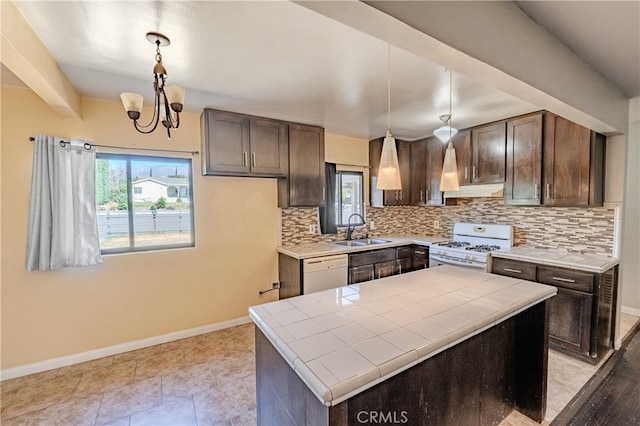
398,264,402,274
322,187,325,201
415,250,425,255
546,183,551,199
395,191,399,201
420,190,423,202
243,152,248,167
377,270,381,279
504,268,522,274
472,166,477,180
370,270,374,281
552,276,576,283
400,191,403,201
251,152,256,167
464,167,468,180
534,184,540,199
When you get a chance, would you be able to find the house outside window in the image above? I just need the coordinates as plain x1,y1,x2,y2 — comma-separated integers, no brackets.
95,154,195,253
335,171,364,227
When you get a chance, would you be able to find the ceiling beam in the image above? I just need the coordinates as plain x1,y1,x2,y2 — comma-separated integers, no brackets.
296,1,628,134
1,0,82,119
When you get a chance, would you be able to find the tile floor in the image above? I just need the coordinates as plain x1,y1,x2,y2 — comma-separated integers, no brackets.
1,313,638,426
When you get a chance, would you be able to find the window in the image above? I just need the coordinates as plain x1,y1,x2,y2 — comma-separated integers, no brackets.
335,171,364,227
95,154,195,253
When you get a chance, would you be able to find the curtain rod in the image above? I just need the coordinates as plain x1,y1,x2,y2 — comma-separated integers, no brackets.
28,137,199,156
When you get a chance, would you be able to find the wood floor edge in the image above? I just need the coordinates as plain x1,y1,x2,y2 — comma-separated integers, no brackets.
550,321,640,426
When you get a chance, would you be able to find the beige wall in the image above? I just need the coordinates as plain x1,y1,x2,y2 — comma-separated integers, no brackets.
620,97,640,312
0,86,279,370
325,133,370,205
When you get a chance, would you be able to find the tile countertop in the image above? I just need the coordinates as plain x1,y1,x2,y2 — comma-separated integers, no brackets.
277,235,448,259
491,247,620,273
249,265,557,407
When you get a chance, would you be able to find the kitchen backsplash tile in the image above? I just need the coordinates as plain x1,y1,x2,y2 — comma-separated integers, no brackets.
280,198,615,255
280,208,369,245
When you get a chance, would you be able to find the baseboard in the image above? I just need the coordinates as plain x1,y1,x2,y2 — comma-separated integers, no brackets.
621,305,640,317
1,316,252,381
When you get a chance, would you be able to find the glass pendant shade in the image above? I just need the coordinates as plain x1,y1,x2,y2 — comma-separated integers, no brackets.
164,84,185,111
440,141,460,191
377,131,402,190
120,92,143,113
433,125,458,143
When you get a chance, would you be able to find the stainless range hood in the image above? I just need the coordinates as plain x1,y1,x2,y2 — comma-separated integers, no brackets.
444,183,504,199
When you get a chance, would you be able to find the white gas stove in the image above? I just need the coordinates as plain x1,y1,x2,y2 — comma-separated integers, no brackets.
429,223,513,269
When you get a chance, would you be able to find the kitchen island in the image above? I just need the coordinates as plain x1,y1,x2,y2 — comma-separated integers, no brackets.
249,265,557,425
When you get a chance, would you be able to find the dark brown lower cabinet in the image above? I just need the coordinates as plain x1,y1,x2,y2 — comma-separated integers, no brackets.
375,261,398,279
347,245,427,284
349,265,374,284
549,288,594,356
397,257,412,275
412,246,429,270
491,257,617,363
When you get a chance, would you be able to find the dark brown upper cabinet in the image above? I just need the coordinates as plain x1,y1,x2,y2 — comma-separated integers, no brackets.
369,138,411,206
505,113,543,206
451,130,472,185
278,123,325,207
411,137,444,205
201,109,288,177
410,140,426,205
543,112,605,207
471,121,507,184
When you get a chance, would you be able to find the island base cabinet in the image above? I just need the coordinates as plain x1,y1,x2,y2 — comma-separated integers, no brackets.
255,302,549,426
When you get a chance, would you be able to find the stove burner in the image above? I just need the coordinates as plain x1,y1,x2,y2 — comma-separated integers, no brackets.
437,241,471,248
466,245,501,253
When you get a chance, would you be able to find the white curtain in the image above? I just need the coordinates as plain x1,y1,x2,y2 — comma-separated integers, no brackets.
25,135,103,271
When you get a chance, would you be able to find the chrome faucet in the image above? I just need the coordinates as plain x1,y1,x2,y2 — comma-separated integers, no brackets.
345,213,366,240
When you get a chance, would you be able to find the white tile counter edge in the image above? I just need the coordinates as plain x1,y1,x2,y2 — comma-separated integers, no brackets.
277,235,448,260
249,266,557,407
491,247,619,273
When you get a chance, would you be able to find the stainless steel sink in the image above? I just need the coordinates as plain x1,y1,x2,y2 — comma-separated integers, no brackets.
334,238,391,247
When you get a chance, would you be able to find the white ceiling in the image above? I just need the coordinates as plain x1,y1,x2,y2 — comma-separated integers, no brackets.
5,1,638,141
516,1,639,99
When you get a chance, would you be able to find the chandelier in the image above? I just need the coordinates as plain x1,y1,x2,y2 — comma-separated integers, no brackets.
120,32,185,139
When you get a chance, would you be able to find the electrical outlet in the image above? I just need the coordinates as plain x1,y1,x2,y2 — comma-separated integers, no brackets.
434,220,440,229
369,220,375,230
309,224,316,234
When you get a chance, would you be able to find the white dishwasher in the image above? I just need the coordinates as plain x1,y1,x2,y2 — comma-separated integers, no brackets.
302,254,348,294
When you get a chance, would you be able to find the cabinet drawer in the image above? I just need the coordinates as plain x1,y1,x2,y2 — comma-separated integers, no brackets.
538,266,594,292
491,258,536,281
397,246,412,259
349,248,396,268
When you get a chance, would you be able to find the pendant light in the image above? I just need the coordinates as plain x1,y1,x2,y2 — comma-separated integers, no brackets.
438,69,460,192
376,44,402,190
